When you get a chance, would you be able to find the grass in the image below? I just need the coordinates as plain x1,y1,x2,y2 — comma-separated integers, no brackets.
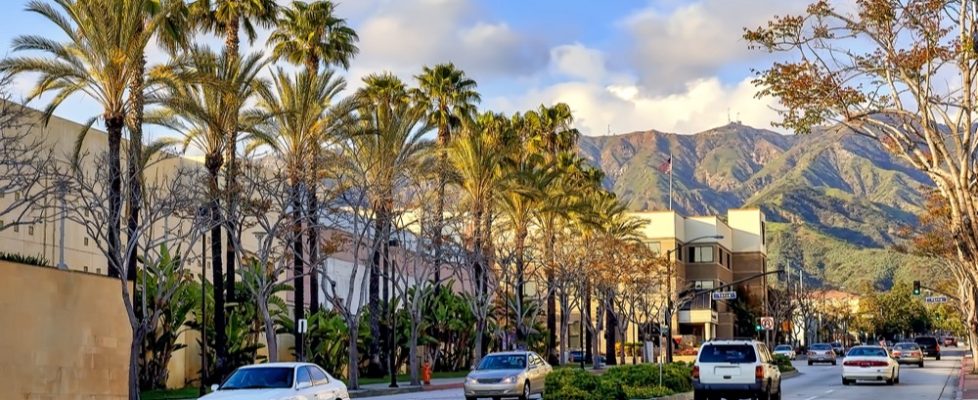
141,387,200,400
354,370,469,386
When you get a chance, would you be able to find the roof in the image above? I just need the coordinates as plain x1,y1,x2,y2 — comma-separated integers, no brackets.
484,351,536,356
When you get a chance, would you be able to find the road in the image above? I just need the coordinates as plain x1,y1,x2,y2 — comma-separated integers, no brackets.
362,349,966,400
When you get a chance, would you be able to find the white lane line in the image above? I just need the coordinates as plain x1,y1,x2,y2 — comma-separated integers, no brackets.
803,396,819,400
825,389,835,393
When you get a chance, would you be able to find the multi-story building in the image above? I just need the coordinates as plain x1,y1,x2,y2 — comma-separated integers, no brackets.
633,209,768,342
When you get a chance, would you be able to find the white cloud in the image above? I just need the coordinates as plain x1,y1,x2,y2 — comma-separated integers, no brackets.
494,72,781,136
622,0,806,94
549,43,606,81
351,0,547,81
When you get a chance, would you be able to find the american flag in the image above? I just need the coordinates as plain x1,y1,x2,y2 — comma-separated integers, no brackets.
658,156,672,173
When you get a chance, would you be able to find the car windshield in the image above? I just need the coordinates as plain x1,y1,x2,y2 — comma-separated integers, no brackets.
811,344,831,350
220,367,294,390
477,355,527,370
774,345,791,351
847,347,888,357
698,345,757,363
894,343,919,350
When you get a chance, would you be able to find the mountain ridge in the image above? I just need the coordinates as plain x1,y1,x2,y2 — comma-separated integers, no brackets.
576,122,938,288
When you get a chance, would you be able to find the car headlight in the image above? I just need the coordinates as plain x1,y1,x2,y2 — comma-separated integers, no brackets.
466,377,479,384
501,375,517,384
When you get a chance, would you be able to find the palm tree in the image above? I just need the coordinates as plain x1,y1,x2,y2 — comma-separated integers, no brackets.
268,0,358,72
126,0,190,281
254,67,348,361
344,73,432,379
412,63,480,286
268,0,358,317
450,112,513,364
0,1,181,397
524,103,580,363
149,46,268,378
189,0,278,304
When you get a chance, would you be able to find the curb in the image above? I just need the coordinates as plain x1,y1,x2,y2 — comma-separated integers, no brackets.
957,355,970,400
781,370,801,379
349,382,464,398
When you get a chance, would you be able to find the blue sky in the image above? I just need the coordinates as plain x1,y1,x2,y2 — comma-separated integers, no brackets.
0,0,810,137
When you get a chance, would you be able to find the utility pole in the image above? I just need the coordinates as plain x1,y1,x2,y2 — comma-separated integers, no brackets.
56,180,67,270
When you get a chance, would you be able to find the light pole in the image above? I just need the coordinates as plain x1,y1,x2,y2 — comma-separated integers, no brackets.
662,235,724,363
56,178,67,270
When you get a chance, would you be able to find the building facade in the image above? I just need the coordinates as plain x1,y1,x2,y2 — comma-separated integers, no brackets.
633,209,768,342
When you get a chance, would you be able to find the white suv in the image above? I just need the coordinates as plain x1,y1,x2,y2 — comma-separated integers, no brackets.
693,340,782,400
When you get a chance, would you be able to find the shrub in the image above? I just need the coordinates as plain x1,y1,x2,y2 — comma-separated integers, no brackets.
0,251,49,267
773,354,796,372
624,385,672,399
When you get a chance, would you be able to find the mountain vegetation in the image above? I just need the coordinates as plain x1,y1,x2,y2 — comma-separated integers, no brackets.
577,122,941,289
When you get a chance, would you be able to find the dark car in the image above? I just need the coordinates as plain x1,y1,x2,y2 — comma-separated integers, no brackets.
568,350,605,364
831,342,844,356
914,336,941,360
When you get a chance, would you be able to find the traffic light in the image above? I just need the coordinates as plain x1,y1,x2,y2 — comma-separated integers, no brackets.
913,281,921,296
755,324,762,332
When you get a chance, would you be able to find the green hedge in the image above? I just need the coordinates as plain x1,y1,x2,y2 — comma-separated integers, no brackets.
773,354,796,372
545,363,693,400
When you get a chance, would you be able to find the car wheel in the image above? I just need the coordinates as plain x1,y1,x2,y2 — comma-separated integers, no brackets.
808,361,813,366
465,397,477,400
519,382,530,400
919,361,925,368
772,381,782,400
831,360,837,366
842,378,850,386
936,355,941,361
694,391,707,400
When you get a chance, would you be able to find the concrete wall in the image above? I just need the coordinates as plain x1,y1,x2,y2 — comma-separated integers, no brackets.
728,209,766,254
0,261,130,399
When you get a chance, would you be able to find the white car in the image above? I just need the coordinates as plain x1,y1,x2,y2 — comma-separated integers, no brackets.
772,344,796,360
202,362,350,400
842,346,900,385
693,340,782,400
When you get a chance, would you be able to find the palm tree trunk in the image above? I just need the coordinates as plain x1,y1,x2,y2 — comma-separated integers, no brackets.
515,226,527,347
308,190,320,316
545,224,557,364
206,156,227,378
125,52,145,283
433,124,449,285
291,184,305,360
367,207,385,377
106,114,125,278
605,294,617,365
223,17,240,303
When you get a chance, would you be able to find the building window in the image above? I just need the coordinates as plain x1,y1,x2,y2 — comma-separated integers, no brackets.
13,225,18,233
84,237,89,246
689,246,714,263
0,220,4,229
647,241,661,255
28,225,34,236
83,266,89,272
96,268,102,274
14,192,19,201
761,221,766,245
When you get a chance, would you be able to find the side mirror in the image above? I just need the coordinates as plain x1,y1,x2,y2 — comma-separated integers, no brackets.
296,381,313,390
210,384,219,392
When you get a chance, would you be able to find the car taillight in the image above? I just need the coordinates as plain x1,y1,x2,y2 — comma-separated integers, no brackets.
870,361,887,366
692,365,700,380
936,345,940,352
914,351,921,357
808,351,815,356
892,351,901,356
755,366,764,380
844,360,857,366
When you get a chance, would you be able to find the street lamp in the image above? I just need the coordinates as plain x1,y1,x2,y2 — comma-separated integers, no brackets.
663,234,724,364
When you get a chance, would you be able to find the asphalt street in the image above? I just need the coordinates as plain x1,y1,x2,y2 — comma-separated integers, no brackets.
362,348,966,400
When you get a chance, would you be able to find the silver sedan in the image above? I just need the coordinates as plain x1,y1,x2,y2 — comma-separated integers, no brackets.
464,351,551,400
891,342,924,367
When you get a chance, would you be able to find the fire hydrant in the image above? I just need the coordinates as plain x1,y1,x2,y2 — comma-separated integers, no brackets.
421,361,432,385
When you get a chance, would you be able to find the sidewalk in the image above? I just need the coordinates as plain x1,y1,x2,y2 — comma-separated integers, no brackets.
959,355,976,400
350,377,465,398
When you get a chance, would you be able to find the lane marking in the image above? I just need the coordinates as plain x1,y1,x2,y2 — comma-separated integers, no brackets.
803,396,818,400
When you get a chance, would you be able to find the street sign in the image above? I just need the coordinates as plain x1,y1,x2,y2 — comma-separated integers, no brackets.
298,318,308,334
925,296,949,304
760,317,775,331
712,291,737,300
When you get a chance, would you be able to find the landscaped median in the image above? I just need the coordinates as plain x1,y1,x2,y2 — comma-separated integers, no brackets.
544,363,693,400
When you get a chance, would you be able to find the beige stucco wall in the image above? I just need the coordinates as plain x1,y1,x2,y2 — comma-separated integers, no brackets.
727,209,766,254
0,261,130,399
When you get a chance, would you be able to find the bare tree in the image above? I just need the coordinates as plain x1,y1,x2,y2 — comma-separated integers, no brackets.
0,86,56,234
56,152,204,399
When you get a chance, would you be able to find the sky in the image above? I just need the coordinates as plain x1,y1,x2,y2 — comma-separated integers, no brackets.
0,0,812,137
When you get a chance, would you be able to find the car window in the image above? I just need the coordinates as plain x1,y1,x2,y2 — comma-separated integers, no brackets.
893,343,919,350
915,337,937,345
221,367,294,390
478,355,528,370
307,366,329,385
698,344,757,363
774,345,791,351
296,367,313,387
847,347,888,357
810,344,831,350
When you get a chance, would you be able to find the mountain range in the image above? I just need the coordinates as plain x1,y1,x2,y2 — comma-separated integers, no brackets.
577,123,940,289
